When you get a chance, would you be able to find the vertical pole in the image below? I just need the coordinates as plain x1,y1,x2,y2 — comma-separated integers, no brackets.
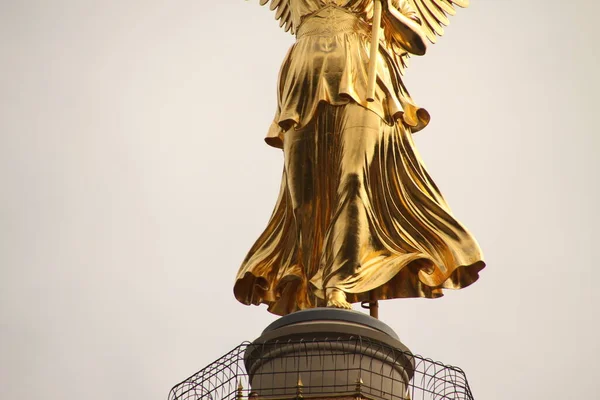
367,3,382,319
369,291,379,319
367,0,383,102
367,0,383,316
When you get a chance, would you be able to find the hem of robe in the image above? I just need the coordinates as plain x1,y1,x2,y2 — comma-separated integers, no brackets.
234,257,485,316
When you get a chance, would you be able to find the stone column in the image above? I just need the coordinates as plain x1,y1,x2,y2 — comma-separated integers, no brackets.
244,308,414,400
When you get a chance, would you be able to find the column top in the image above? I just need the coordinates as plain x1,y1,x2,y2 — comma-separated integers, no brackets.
263,308,400,340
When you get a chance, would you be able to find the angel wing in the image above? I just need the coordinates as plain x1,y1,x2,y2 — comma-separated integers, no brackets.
258,0,468,41
259,0,295,35
405,0,470,44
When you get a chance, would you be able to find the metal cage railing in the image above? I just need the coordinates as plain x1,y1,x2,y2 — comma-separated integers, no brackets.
169,339,474,400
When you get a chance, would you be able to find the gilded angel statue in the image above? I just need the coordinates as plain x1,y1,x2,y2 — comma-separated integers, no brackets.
234,0,485,316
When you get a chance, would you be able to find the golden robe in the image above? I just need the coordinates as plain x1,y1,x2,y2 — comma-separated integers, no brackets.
234,0,485,316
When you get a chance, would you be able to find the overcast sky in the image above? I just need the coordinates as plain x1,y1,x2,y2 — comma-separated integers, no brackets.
1,1,599,399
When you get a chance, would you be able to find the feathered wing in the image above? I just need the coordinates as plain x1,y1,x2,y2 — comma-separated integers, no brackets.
258,0,468,44
405,0,469,44
259,0,295,34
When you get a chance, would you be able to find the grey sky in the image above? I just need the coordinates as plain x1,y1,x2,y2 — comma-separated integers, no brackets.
0,1,598,399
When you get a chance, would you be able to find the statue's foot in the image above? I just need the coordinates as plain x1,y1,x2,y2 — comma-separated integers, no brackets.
326,288,352,309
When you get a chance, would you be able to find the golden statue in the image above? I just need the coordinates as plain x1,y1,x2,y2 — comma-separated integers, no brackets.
234,0,485,316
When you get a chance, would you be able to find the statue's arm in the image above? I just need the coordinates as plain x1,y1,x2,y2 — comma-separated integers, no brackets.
383,0,428,56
